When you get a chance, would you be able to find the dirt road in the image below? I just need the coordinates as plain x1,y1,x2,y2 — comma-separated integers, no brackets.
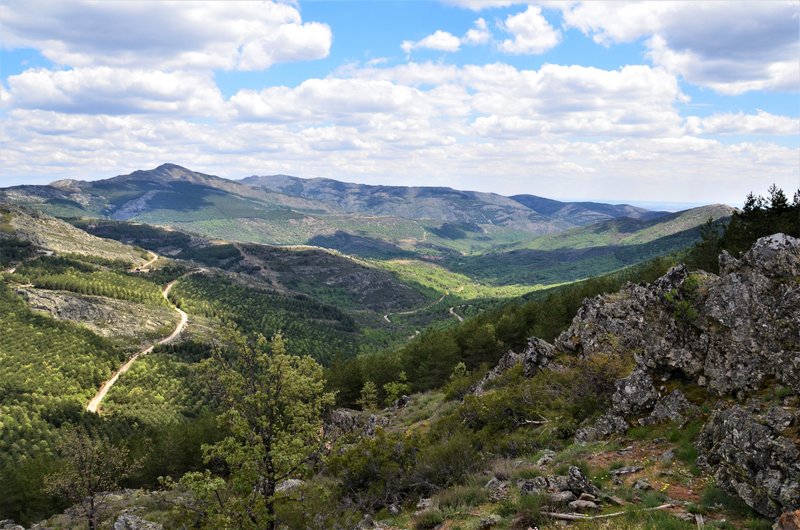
86,277,188,413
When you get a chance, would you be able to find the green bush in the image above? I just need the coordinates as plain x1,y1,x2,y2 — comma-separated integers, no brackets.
411,431,481,493
413,508,445,529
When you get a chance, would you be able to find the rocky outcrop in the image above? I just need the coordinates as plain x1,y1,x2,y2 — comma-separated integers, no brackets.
557,233,800,395
17,288,176,347
113,514,163,530
471,337,554,394
549,234,800,517
325,409,389,439
696,404,799,519
515,465,600,498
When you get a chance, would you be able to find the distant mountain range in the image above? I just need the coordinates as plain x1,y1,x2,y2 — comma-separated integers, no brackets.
0,163,733,272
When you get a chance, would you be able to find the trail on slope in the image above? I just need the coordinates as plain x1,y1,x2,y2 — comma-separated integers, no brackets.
383,292,448,325
132,250,158,272
449,306,464,322
86,269,191,414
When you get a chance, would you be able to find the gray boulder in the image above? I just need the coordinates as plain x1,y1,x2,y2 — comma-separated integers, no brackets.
113,514,163,530
471,337,554,394
696,405,800,518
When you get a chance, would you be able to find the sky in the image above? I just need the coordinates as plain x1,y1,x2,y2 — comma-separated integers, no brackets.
0,1,798,206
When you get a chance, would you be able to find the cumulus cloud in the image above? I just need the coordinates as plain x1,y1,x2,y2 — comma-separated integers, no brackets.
463,18,492,45
402,30,463,54
560,1,800,94
0,0,332,70
498,5,562,54
5,67,226,116
401,18,492,55
2,107,797,204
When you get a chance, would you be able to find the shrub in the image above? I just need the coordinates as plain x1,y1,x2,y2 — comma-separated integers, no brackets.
411,431,481,493
413,508,445,529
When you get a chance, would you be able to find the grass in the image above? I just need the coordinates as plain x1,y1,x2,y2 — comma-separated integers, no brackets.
434,485,488,510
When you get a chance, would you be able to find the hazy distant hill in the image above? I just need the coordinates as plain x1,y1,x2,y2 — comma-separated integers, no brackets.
510,194,666,226
241,174,562,233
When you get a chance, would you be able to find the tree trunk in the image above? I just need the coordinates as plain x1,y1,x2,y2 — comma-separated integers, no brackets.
87,496,96,530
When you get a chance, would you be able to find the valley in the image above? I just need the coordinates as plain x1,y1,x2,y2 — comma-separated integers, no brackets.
0,172,796,530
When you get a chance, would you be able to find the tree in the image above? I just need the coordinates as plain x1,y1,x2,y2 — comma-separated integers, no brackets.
44,426,140,530
175,331,335,530
383,371,411,406
357,380,378,411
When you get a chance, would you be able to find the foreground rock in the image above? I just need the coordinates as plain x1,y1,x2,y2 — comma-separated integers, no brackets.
559,233,800,396
696,405,800,519
551,234,800,517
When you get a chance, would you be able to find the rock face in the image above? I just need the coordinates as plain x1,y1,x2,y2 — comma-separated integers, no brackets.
113,514,163,530
471,337,554,394
696,405,800,519
325,409,389,439
548,234,800,516
557,233,800,395
18,288,176,346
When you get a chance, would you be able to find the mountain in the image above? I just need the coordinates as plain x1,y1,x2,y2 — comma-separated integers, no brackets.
1,164,730,289
242,174,562,233
510,193,666,225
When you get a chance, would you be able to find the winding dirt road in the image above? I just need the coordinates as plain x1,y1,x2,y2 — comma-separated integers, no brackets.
86,276,188,413
132,250,159,272
449,306,464,322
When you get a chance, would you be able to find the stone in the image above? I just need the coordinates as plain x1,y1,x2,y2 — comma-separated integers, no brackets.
610,466,644,476
276,478,304,493
575,413,628,443
633,479,652,491
536,450,556,467
415,498,433,512
659,449,675,464
568,500,600,513
477,514,502,528
113,514,163,530
641,390,699,427
549,491,577,504
485,477,509,501
387,504,400,516
325,409,389,438
557,234,800,397
472,337,555,394
765,406,795,431
696,405,800,518
0,521,24,530
566,466,600,497
578,493,597,501
612,368,660,417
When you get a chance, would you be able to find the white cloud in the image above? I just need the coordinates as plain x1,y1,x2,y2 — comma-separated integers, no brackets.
402,30,463,54
463,18,492,45
561,1,800,94
5,67,226,116
0,0,332,71
2,108,797,204
686,110,800,136
498,5,562,54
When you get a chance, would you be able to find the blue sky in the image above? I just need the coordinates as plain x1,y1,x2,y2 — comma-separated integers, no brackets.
0,1,798,205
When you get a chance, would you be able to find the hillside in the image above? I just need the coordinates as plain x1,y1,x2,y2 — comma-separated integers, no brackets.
0,165,727,301
20,234,799,530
